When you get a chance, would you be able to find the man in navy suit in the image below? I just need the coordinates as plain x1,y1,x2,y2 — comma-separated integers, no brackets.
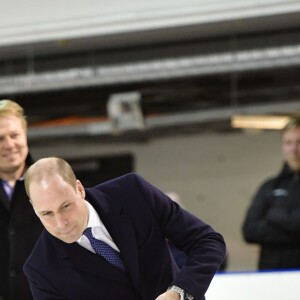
23,157,226,300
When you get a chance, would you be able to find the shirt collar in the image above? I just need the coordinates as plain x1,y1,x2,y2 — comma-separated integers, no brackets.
86,201,101,228
77,201,101,244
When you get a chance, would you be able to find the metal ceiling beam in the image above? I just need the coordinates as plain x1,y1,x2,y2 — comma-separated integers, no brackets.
27,100,300,140
0,45,300,95
1,43,300,95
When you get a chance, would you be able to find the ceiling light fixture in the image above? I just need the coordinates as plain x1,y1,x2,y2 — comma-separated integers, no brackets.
231,115,290,130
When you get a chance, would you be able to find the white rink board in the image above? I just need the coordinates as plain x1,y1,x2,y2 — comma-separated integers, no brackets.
206,270,300,300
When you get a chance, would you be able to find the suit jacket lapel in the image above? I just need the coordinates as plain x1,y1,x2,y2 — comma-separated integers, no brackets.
101,208,139,289
86,188,140,289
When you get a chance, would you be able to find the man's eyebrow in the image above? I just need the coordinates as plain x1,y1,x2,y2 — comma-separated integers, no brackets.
37,201,70,214
38,209,52,215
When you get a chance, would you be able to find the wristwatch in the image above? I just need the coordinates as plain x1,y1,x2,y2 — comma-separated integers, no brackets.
168,285,194,300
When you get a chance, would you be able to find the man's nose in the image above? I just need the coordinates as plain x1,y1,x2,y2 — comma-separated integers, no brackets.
290,144,299,153
55,214,67,229
3,137,14,148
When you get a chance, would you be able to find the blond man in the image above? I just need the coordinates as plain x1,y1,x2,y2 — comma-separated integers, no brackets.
243,117,300,270
0,99,42,300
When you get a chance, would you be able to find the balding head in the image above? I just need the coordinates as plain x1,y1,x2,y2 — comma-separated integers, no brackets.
25,157,77,198
25,157,88,243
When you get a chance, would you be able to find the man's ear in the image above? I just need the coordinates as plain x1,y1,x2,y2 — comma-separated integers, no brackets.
76,180,85,199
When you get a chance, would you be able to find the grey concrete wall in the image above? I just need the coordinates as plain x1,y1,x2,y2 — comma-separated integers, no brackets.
31,129,282,271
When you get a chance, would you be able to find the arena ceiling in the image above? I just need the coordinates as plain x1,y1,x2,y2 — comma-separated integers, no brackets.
1,11,300,144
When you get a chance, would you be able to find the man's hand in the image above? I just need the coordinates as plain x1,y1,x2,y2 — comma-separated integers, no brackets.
155,289,181,300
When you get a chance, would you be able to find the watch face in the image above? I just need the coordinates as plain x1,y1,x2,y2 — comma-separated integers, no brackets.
185,291,194,300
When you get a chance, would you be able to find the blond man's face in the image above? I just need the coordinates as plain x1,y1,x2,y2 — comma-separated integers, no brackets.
0,115,28,176
282,126,300,171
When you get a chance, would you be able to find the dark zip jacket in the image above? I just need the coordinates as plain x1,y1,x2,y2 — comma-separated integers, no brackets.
0,154,43,300
243,163,300,270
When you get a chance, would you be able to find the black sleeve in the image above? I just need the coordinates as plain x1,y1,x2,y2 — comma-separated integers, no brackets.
132,173,226,300
266,192,300,235
242,180,297,245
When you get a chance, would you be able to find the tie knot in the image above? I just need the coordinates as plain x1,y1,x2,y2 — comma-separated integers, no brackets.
82,227,127,272
83,227,93,240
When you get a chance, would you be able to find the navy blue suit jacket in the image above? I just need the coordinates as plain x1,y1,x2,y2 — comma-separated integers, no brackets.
24,173,226,300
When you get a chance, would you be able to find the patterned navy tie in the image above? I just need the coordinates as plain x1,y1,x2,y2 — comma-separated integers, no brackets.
83,227,127,272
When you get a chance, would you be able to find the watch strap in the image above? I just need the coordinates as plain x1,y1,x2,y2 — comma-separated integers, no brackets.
168,285,194,300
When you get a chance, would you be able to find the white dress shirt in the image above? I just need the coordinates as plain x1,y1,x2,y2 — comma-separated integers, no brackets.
77,201,120,253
